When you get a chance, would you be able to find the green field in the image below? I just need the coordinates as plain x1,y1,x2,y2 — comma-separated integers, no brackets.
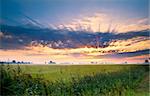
5,64,135,81
1,64,149,96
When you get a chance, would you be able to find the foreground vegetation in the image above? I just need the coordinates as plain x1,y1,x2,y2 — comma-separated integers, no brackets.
0,64,149,96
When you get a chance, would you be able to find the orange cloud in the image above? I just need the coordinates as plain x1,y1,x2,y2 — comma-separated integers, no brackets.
0,36,149,64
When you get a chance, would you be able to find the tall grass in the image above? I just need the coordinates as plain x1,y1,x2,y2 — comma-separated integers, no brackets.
0,64,149,96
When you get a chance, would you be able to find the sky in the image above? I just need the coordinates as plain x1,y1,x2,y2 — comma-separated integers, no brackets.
1,0,149,26
0,0,149,64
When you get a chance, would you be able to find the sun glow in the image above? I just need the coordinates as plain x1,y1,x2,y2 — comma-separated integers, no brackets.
0,36,149,64
57,13,150,33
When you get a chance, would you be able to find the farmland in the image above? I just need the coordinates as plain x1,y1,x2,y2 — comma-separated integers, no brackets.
0,64,149,96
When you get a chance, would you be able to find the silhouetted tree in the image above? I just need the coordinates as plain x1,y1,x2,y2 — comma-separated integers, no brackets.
12,60,16,64
125,62,127,64
144,59,149,64
49,61,56,64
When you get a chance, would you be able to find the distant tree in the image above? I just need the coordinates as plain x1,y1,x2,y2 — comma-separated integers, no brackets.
49,61,53,64
17,62,21,64
144,59,149,64
49,61,56,64
12,60,16,64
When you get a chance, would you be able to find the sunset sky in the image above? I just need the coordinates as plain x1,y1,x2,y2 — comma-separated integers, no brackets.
0,0,149,64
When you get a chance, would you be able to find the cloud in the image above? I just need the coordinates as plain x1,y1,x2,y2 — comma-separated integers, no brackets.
96,49,149,59
0,45,149,64
0,24,149,64
118,24,150,32
60,13,150,33
0,32,4,38
62,13,111,32
137,18,149,24
1,24,149,50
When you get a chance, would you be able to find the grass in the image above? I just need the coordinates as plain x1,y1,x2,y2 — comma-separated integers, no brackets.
134,72,150,96
0,64,149,96
5,64,135,81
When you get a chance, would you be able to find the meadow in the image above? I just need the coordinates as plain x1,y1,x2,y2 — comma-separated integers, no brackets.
0,64,149,96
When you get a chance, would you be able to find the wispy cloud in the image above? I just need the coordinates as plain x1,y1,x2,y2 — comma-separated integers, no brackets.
60,13,149,33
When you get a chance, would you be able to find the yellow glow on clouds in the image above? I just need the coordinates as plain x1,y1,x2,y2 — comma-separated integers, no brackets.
59,12,150,33
0,36,149,64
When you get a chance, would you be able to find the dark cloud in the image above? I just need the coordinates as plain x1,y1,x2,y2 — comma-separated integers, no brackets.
96,49,150,59
0,24,149,50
